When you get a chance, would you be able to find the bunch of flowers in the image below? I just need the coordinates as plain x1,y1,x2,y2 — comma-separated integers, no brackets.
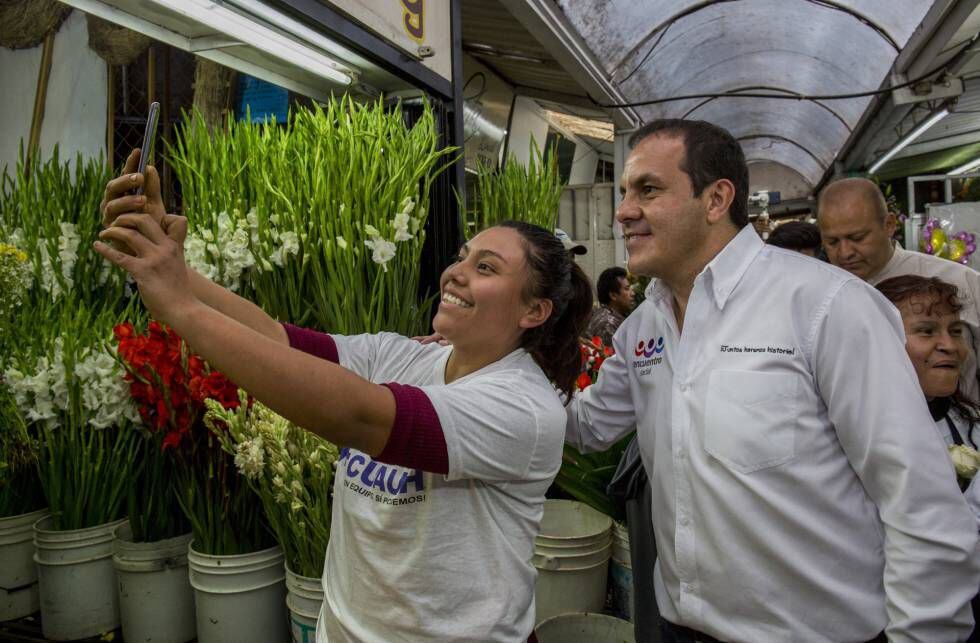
114,321,272,552
0,242,31,329
555,335,631,520
205,391,339,577
0,148,124,308
168,97,455,334
464,139,563,238
576,335,615,391
2,304,140,529
0,240,42,517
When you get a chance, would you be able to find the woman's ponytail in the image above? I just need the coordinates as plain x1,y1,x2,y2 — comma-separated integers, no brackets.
496,221,594,401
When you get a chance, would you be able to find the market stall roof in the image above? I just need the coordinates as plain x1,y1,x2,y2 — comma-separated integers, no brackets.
554,0,934,193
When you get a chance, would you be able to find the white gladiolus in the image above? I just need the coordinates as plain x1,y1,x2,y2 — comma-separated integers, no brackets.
336,236,348,250
393,211,411,231
280,231,300,257
184,234,219,282
364,237,396,271
75,348,139,429
56,222,80,285
398,196,416,215
363,224,380,237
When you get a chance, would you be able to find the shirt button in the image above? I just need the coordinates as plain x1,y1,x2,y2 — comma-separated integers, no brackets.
679,515,689,527
677,449,686,460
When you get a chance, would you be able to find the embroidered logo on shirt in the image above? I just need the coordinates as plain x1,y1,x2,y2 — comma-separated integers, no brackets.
632,336,666,374
338,448,427,506
720,344,796,356
634,337,666,357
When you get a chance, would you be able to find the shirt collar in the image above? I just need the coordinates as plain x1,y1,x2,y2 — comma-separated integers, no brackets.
702,225,764,310
642,225,763,309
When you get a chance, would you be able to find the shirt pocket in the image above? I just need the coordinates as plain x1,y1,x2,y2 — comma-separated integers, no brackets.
703,369,799,474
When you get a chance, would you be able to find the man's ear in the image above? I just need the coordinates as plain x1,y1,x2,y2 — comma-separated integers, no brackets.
519,298,554,329
883,212,897,237
703,178,736,225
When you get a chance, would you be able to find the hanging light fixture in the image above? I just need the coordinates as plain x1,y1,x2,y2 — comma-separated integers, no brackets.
868,107,949,174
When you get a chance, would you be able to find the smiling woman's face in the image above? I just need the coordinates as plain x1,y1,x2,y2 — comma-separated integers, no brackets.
431,227,534,350
898,294,968,400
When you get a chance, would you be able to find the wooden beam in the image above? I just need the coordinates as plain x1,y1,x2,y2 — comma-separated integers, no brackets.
28,32,56,164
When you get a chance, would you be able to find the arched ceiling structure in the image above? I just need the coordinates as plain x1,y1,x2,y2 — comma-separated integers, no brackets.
556,0,934,194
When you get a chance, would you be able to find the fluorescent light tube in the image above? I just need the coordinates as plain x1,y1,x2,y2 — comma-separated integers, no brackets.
159,0,353,85
868,107,949,174
224,0,359,79
950,157,980,175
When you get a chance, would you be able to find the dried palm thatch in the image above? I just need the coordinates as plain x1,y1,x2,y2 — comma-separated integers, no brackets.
85,14,150,66
0,0,71,50
193,58,237,130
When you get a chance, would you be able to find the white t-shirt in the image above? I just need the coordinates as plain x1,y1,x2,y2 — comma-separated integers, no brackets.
315,333,566,643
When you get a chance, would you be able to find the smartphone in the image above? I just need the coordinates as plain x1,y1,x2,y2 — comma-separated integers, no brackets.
135,101,160,197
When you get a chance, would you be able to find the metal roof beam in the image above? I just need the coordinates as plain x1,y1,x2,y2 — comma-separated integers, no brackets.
495,0,641,129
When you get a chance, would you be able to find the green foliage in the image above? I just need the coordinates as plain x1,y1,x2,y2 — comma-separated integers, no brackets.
464,139,563,238
167,97,456,335
554,434,633,521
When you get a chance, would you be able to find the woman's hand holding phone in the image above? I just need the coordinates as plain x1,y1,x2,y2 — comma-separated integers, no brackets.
100,148,166,254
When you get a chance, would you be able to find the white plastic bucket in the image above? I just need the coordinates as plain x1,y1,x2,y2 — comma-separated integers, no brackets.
285,567,322,643
609,521,633,620
534,500,612,624
535,612,635,643
0,507,47,621
33,516,127,640
187,542,288,643
113,523,195,643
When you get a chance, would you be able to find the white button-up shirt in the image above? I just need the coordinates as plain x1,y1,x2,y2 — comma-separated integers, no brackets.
567,226,980,642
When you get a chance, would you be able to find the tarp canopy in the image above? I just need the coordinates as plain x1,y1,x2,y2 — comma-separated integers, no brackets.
556,0,934,193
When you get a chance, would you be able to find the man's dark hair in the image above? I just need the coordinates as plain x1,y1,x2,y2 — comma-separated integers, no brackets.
596,266,628,305
628,119,749,228
766,221,822,252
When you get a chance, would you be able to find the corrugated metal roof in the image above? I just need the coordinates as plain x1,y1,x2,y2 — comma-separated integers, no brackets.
556,0,932,191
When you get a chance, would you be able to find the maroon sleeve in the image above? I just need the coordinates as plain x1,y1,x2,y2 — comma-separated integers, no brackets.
377,383,449,474
282,323,339,363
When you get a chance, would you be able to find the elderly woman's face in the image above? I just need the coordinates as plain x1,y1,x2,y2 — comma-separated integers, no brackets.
898,295,968,400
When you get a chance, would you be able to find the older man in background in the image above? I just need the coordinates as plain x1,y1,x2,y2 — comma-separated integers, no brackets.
818,177,980,400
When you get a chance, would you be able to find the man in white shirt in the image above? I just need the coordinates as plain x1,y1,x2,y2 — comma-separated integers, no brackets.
566,119,980,642
818,177,980,400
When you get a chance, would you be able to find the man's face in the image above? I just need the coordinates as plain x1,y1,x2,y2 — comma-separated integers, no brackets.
818,195,896,280
609,276,635,315
616,135,708,278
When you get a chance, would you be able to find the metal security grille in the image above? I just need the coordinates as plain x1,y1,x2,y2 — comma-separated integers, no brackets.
401,97,464,314
110,44,196,212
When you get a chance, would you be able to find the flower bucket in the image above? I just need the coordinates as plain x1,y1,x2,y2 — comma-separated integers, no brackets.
533,500,612,625
535,612,635,643
33,516,127,640
113,523,195,643
285,567,322,643
0,508,47,621
187,541,288,643
609,521,633,621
